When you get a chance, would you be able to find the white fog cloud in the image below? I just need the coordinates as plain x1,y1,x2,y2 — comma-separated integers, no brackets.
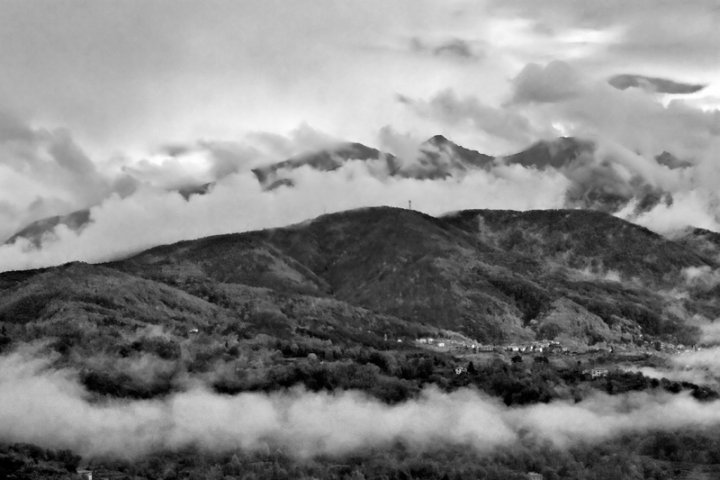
0,155,569,271
4,346,720,460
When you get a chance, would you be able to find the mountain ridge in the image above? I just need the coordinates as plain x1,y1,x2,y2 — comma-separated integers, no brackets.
74,206,718,343
3,134,707,248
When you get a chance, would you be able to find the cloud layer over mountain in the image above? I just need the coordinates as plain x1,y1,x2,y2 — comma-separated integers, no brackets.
0,1,718,270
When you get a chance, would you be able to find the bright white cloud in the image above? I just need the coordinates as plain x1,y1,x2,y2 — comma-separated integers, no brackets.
0,156,569,271
6,346,720,459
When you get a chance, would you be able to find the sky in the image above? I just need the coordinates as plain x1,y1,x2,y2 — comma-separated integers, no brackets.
0,0,719,270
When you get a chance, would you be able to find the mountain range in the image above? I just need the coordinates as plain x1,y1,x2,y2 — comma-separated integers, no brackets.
3,134,688,247
2,206,718,353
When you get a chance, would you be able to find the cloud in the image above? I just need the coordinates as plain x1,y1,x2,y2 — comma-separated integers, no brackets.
696,324,720,345
0,0,488,156
399,89,543,151
0,150,570,271
620,347,720,390
0,110,34,142
608,74,706,94
0,113,123,240
6,345,720,460
410,37,482,61
673,348,720,370
503,60,719,159
624,365,713,387
485,0,720,72
621,345,720,388
0,0,717,164
623,190,720,234
0,0,718,260
123,124,345,192
377,126,424,165
681,266,720,291
3,90,719,267
510,61,587,104
0,345,516,458
121,144,255,192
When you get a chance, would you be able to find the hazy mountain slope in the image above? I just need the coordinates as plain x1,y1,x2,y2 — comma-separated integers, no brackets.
674,227,720,264
534,297,620,345
260,208,537,340
114,206,706,343
118,208,529,340
504,137,595,170
264,208,708,342
0,257,435,374
1,205,712,346
122,233,331,296
444,209,711,288
0,262,226,329
414,135,494,174
251,135,495,190
502,137,671,213
252,142,393,189
248,135,674,214
114,252,431,344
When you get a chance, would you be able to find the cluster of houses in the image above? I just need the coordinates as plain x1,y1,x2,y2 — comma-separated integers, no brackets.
583,367,609,379
416,336,576,356
416,336,494,352
414,335,709,361
77,468,126,480
503,341,568,354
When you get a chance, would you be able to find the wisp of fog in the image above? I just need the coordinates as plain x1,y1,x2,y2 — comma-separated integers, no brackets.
3,345,720,460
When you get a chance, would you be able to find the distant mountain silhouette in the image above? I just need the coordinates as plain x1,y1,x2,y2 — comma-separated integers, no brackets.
503,137,595,170
5,183,216,247
5,209,92,247
4,135,695,247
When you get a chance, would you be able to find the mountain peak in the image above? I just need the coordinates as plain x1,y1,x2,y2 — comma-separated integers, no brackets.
419,135,493,171
505,136,594,170
425,134,452,146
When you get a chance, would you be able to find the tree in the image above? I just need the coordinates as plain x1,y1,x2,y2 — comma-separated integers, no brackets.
467,361,477,374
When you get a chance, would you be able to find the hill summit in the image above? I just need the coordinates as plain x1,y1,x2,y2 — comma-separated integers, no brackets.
2,206,714,347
